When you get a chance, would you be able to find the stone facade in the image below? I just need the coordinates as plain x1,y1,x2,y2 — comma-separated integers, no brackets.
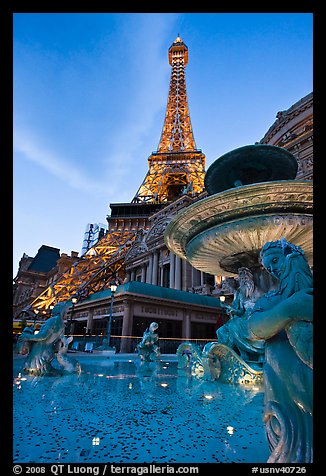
260,92,313,180
13,247,79,322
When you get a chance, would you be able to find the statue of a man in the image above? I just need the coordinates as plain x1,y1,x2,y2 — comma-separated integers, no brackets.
243,239,313,463
217,267,264,361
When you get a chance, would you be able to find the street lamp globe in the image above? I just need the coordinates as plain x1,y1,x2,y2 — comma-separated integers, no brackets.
110,283,118,294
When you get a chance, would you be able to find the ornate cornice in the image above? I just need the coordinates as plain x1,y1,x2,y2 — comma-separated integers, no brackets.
260,93,313,144
165,180,312,260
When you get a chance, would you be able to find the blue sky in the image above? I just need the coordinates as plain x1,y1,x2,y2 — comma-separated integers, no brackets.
13,12,313,276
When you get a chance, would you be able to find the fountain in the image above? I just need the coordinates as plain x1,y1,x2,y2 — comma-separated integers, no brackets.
137,321,161,362
15,301,81,375
165,144,312,279
164,144,313,462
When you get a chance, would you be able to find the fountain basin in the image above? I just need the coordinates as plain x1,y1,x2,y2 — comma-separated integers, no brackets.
13,354,269,463
164,180,312,276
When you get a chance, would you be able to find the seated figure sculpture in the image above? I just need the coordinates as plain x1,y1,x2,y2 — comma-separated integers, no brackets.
228,239,313,463
16,302,81,375
137,322,161,362
217,267,265,361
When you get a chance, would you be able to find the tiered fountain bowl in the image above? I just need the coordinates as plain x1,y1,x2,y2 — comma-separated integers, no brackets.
164,144,313,277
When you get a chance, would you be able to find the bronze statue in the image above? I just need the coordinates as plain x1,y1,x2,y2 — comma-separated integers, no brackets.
243,239,313,463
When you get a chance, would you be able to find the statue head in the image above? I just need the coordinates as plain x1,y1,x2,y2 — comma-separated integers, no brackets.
149,322,159,333
221,277,238,294
51,301,70,319
259,238,312,293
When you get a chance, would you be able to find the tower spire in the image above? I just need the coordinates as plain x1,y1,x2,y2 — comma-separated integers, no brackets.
133,36,206,204
157,35,197,153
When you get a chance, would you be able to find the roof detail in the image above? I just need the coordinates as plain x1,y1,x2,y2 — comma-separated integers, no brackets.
83,281,221,308
28,245,60,273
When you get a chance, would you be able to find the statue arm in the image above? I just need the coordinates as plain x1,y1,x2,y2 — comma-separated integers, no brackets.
20,318,60,342
247,288,313,340
23,326,52,342
221,301,244,317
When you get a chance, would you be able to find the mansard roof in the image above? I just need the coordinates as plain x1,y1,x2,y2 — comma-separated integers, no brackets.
28,245,60,273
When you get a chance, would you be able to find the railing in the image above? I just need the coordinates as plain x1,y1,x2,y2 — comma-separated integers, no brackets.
66,334,217,354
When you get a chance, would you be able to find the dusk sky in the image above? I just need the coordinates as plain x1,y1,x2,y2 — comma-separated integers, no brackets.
13,12,313,276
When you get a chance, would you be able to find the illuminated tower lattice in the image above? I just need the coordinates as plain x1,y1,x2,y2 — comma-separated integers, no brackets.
133,35,206,203
29,36,206,314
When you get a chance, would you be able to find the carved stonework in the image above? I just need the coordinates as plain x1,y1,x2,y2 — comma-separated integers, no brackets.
176,341,263,385
164,181,313,276
260,93,313,181
204,343,263,386
146,218,172,242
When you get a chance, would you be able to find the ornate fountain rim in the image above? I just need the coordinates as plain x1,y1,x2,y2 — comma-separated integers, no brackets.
164,180,313,266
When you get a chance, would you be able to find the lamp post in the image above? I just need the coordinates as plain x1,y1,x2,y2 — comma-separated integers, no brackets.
219,295,226,325
33,309,39,327
68,296,78,336
107,283,118,349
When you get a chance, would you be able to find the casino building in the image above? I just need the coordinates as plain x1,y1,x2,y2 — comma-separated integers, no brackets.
13,37,313,351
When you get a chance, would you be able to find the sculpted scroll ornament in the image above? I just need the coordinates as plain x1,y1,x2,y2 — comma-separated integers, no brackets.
146,218,172,242
176,341,263,385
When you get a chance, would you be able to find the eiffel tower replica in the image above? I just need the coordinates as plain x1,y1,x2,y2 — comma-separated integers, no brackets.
133,35,205,203
29,35,206,314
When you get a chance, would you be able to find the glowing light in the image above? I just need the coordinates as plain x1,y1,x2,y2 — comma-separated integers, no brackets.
203,394,214,400
227,425,234,435
97,374,104,377
296,402,305,410
128,383,133,389
92,437,100,446
160,383,169,388
219,296,226,303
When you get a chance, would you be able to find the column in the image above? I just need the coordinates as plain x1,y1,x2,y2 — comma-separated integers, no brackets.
152,251,158,285
192,267,201,287
130,269,136,281
200,271,205,286
86,309,94,334
175,256,181,290
182,313,191,339
141,265,146,283
146,254,153,284
169,252,175,289
120,301,133,353
160,265,164,286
